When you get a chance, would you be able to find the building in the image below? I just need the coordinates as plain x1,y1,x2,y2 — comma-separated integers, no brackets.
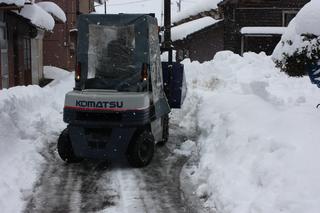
172,17,224,63
220,0,310,55
0,1,65,89
172,0,310,62
38,0,96,71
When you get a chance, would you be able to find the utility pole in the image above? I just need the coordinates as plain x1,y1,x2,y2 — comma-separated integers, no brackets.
104,1,107,14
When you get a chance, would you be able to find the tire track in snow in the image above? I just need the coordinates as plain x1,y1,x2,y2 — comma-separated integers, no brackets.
24,141,118,213
24,121,195,213
107,122,191,213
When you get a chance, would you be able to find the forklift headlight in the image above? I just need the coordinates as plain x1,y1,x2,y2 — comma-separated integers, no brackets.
75,62,81,81
141,63,149,81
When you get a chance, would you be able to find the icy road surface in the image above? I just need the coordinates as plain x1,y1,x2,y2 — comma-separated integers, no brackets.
24,122,193,213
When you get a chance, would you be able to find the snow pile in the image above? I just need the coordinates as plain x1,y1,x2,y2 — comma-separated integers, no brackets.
272,0,320,62
0,68,73,213
37,1,67,23
18,3,55,30
295,0,320,36
0,0,26,6
172,0,222,23
172,17,221,41
179,51,320,213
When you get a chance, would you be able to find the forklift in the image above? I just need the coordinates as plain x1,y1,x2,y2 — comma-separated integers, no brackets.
57,1,186,167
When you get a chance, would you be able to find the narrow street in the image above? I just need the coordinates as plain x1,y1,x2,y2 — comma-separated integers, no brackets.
24,121,193,213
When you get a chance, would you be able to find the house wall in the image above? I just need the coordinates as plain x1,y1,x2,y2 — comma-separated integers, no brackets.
6,12,36,87
242,35,282,55
222,0,310,54
39,0,94,71
174,24,224,63
0,11,5,89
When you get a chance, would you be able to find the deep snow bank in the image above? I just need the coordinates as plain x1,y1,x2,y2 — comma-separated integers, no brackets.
0,67,73,213
179,51,320,213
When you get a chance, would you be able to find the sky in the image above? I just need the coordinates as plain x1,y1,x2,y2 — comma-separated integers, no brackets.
95,0,197,25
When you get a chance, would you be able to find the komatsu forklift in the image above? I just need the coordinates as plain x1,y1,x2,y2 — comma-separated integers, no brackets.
57,2,186,167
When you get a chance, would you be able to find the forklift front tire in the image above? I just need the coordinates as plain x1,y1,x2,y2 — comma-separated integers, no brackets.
57,128,82,163
127,129,155,168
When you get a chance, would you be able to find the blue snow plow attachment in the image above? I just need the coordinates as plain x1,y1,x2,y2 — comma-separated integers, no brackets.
307,62,320,88
162,62,187,108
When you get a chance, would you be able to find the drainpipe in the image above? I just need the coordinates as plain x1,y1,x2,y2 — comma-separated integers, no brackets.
163,0,174,103
164,0,172,64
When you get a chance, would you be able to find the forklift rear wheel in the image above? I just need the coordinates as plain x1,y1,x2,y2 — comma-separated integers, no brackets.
57,128,82,163
157,114,169,146
127,129,155,168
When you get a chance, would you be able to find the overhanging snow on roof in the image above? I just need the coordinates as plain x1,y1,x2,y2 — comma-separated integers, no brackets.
37,1,66,23
172,17,222,41
172,0,223,23
0,0,26,7
241,27,287,35
17,3,55,31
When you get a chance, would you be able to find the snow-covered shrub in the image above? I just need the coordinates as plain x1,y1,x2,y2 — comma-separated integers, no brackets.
272,0,320,77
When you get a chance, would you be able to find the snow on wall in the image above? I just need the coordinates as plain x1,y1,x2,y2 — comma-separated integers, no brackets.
272,0,320,61
172,0,222,23
17,3,55,31
37,1,66,23
179,51,320,213
172,17,221,41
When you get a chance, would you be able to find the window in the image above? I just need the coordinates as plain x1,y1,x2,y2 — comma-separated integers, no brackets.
283,11,298,26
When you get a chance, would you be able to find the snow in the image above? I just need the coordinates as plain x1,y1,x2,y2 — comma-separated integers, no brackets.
174,140,196,156
18,3,55,31
171,17,221,41
294,0,320,36
172,0,222,23
1,33,320,213
0,67,73,213
272,0,320,62
0,0,26,6
178,51,320,213
241,27,286,35
37,1,66,23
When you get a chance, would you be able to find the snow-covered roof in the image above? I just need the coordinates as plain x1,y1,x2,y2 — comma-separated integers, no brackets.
172,0,222,24
241,27,286,35
17,3,55,31
0,0,26,6
172,17,221,41
37,2,66,23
